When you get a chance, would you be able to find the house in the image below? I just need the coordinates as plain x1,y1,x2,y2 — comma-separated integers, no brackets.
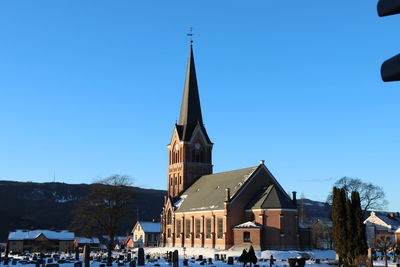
8,230,74,252
73,237,100,250
131,221,161,247
160,43,303,251
364,211,400,247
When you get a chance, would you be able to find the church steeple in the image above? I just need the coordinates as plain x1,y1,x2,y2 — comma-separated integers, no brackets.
178,45,204,141
167,44,213,199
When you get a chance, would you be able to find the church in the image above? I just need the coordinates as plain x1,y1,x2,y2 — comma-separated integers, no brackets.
160,44,308,251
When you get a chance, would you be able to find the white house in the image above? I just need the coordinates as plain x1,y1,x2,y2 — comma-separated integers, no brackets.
131,221,160,247
364,211,400,247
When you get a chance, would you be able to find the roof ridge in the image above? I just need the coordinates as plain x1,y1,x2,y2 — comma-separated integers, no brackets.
201,165,258,177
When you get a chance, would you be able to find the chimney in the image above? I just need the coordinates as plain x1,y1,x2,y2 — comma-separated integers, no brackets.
225,188,231,202
292,191,297,206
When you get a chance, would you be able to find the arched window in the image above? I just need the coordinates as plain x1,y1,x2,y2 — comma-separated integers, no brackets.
167,210,172,225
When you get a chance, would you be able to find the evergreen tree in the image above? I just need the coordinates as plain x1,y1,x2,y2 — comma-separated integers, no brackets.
346,198,356,265
351,191,368,258
238,249,248,267
247,246,257,267
332,187,348,263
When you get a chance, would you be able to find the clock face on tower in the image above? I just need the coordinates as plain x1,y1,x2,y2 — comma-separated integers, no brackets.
195,143,201,150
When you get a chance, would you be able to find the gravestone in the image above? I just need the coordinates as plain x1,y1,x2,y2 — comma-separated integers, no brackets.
214,254,220,261
183,259,188,266
127,253,132,262
74,261,82,267
173,250,179,267
288,258,296,267
197,255,203,261
47,259,53,264
227,257,234,265
297,258,306,267
129,260,136,267
99,264,105,267
138,248,145,266
83,245,91,267
45,264,60,267
208,258,213,265
270,255,275,267
168,252,173,263
315,259,320,264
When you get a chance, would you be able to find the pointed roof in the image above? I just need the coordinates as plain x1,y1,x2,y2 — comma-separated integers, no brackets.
178,45,206,141
246,184,296,210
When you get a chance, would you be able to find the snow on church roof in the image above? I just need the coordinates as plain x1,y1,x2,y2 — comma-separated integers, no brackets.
8,230,74,241
233,221,261,228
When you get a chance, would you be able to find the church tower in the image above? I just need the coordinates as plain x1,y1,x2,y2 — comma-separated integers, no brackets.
167,44,213,198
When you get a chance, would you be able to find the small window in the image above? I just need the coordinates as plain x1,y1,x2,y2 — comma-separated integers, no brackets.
167,210,172,225
167,229,171,238
186,219,191,238
206,219,212,238
217,218,223,239
177,220,182,238
243,231,251,242
195,219,201,238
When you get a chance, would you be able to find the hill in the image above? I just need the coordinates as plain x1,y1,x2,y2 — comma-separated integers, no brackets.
0,180,166,242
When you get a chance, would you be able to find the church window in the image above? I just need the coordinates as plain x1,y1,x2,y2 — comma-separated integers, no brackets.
206,219,211,238
192,149,196,162
167,210,172,225
195,219,201,238
243,232,251,242
167,229,171,238
177,220,181,238
217,218,223,239
186,219,191,238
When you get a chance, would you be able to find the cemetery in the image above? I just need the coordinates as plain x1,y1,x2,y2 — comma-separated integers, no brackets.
0,246,397,267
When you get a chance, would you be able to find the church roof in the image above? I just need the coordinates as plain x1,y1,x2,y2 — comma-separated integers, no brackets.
174,166,259,212
176,45,210,142
246,184,297,210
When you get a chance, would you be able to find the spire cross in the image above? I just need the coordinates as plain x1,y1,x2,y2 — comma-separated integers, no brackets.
187,27,194,44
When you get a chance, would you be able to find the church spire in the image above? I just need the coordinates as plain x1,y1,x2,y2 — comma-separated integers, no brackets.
178,44,204,140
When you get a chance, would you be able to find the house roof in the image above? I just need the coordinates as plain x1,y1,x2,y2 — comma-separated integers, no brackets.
75,237,100,244
246,184,296,210
174,166,259,212
137,221,161,233
367,211,400,230
234,221,262,229
8,230,74,241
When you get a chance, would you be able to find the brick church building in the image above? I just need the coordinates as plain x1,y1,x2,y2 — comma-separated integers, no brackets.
160,44,306,251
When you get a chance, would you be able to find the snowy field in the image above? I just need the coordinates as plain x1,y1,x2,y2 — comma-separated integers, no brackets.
0,248,397,267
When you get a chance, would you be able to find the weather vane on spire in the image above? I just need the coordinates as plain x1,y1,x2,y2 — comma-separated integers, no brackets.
187,27,194,44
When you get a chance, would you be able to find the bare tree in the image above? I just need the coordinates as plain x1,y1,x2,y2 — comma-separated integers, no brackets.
71,175,135,265
326,177,387,215
372,235,395,267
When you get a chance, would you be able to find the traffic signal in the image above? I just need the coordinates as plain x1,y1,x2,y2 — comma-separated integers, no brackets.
377,0,400,82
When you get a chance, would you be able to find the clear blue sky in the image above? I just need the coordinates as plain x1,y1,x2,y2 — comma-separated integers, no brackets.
0,1,399,211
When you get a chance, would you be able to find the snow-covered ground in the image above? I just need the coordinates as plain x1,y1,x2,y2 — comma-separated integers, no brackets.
0,248,397,267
